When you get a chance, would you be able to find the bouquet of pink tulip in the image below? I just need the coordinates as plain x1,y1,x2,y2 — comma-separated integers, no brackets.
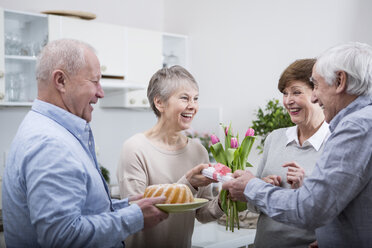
210,124,255,231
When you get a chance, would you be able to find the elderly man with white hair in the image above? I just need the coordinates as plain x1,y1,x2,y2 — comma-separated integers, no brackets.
2,39,168,248
223,42,372,247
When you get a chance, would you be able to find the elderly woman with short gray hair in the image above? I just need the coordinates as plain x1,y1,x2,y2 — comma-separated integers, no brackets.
116,65,224,248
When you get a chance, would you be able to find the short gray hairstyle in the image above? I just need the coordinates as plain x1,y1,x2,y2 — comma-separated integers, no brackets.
36,39,95,82
315,42,372,96
147,65,199,117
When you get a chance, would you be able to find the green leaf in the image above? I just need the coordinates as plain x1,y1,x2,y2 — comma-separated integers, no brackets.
225,148,236,167
246,161,254,167
210,143,228,165
232,149,242,171
239,136,255,168
251,98,294,154
100,165,110,184
236,201,247,212
220,190,228,214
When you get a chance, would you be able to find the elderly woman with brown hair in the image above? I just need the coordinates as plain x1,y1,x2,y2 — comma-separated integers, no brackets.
248,58,330,247
116,65,223,248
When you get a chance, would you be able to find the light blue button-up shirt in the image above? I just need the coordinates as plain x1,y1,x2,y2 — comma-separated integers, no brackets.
244,95,372,247
2,99,143,247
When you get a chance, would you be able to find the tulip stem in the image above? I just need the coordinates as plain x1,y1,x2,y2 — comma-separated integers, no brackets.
226,197,230,231
235,202,240,229
230,199,234,231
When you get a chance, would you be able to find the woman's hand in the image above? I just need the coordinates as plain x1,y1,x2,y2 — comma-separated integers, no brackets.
282,162,305,189
186,164,217,189
262,175,281,186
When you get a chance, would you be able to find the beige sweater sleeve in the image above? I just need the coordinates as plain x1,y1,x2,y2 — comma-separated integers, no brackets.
116,136,148,198
116,134,224,221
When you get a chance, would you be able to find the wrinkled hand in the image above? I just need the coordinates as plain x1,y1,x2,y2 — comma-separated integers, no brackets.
222,170,255,202
262,175,281,186
308,240,318,248
128,194,143,202
136,197,169,229
282,162,305,189
186,163,217,189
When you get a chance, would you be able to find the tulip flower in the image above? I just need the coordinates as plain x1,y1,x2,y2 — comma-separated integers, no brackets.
225,127,229,136
230,137,238,148
245,128,255,137
210,134,220,145
208,123,256,232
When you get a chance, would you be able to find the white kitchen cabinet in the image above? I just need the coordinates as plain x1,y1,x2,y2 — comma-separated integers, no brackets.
0,9,4,102
0,9,48,106
124,27,162,84
100,27,162,108
48,15,126,78
48,16,163,108
100,30,189,108
0,8,188,109
99,87,150,109
163,33,188,69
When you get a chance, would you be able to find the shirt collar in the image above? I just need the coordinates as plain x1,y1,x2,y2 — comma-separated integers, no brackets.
286,121,330,151
31,99,90,139
329,95,372,132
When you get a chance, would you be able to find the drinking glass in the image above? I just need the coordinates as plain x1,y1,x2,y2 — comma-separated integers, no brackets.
6,73,20,101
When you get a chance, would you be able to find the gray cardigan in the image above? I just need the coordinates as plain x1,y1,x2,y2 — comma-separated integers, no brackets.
248,123,329,248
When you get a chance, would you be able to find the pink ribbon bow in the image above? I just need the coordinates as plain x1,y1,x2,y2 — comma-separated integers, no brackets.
211,163,231,180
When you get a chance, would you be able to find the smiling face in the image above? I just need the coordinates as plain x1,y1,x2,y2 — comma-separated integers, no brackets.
311,65,339,123
62,48,103,122
160,82,199,131
283,80,323,126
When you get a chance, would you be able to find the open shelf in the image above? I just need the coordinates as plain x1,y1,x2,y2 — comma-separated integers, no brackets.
5,55,37,61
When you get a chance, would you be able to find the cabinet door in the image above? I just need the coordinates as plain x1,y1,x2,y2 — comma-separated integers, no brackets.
48,15,126,77
125,27,162,84
1,10,47,105
0,8,5,102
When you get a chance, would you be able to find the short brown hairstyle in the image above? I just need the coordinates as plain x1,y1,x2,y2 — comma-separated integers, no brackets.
278,58,316,93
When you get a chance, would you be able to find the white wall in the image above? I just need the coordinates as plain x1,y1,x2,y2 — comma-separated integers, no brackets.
163,0,372,166
1,0,372,183
0,0,164,30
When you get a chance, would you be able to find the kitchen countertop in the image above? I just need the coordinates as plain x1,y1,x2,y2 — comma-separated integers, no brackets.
0,211,256,245
192,221,255,248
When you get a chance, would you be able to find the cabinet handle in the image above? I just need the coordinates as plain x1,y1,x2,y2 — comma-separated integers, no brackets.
0,92,4,100
129,98,136,105
0,71,4,78
142,99,148,105
101,65,107,72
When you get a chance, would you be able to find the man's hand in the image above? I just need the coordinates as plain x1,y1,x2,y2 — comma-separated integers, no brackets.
128,194,143,202
282,162,305,189
222,170,255,202
135,197,169,229
186,163,217,189
308,240,318,248
262,175,282,186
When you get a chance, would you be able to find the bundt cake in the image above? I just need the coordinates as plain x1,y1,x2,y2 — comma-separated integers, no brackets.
143,183,194,204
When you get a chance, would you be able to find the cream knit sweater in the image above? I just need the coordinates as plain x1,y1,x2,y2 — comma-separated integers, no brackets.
116,133,224,248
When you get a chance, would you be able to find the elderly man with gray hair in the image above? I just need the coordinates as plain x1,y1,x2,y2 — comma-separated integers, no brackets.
2,39,168,247
223,42,372,247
